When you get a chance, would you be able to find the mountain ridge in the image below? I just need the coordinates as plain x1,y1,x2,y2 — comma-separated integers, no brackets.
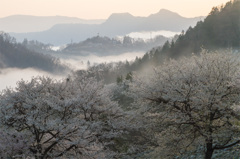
143,0,240,66
0,15,105,33
148,9,182,18
9,9,204,45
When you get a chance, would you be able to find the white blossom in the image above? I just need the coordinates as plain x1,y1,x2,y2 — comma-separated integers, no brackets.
130,50,240,159
0,72,126,158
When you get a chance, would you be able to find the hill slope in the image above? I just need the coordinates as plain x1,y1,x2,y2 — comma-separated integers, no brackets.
0,32,68,73
62,35,169,55
105,0,240,79
151,0,240,60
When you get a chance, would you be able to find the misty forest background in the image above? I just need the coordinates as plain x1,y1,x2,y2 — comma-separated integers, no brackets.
0,0,240,159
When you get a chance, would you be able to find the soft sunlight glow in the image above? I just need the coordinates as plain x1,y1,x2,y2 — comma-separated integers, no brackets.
1,0,231,19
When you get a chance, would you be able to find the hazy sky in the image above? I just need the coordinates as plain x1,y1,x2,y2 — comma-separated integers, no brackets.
1,0,230,19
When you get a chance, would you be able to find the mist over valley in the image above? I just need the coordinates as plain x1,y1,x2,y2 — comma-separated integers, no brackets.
0,51,145,90
0,0,239,158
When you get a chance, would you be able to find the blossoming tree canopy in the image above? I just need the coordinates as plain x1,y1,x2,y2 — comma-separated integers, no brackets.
130,50,240,159
0,73,125,158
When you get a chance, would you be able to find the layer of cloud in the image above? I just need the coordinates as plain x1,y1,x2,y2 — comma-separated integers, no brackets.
0,68,64,91
0,52,145,90
59,52,145,70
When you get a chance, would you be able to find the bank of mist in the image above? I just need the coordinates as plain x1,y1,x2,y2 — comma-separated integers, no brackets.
0,51,145,90
59,52,145,70
0,68,65,91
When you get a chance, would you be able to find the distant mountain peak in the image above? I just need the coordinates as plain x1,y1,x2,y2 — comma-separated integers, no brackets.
105,12,135,23
108,12,134,19
8,9,204,45
158,9,176,13
148,9,182,18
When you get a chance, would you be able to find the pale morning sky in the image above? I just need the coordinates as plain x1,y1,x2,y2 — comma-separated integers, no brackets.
1,0,230,19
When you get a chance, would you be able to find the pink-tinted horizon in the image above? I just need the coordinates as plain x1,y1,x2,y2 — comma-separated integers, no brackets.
0,0,231,19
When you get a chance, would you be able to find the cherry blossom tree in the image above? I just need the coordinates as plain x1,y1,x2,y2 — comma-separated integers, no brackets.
0,72,126,158
130,50,240,159
0,129,32,158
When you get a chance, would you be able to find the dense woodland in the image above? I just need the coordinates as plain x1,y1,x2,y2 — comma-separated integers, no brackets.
85,0,240,85
1,50,240,159
153,0,240,59
21,35,169,56
0,32,69,73
0,0,240,159
62,35,169,55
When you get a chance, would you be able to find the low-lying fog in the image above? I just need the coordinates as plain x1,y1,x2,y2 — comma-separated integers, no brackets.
0,68,64,91
0,52,145,91
124,30,179,40
50,31,178,51
59,52,145,70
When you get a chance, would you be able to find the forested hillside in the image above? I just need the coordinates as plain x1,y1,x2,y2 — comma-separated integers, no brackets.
85,0,240,87
1,1,240,159
63,35,169,55
1,50,240,159
0,32,68,73
149,0,240,62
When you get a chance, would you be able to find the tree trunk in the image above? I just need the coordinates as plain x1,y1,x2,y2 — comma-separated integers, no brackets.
205,142,214,159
